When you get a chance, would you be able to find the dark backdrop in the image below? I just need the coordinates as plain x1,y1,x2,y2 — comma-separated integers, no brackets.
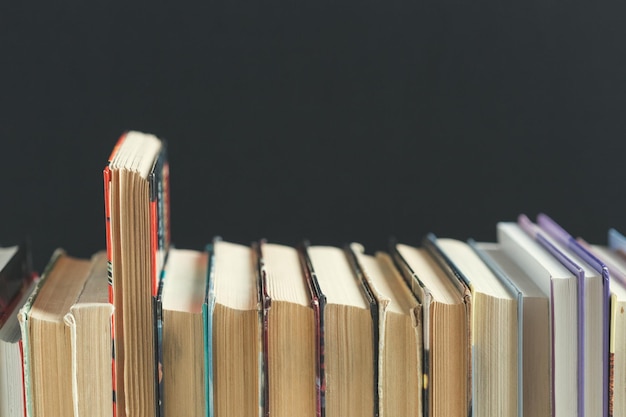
2,2,626,271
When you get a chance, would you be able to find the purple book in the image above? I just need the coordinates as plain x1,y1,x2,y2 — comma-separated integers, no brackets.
537,214,609,417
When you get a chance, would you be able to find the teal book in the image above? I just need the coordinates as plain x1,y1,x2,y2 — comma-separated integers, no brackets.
206,240,260,417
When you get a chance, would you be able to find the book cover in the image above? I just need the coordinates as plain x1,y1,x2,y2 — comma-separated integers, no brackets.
203,240,218,417
253,242,271,417
298,241,327,417
345,243,384,417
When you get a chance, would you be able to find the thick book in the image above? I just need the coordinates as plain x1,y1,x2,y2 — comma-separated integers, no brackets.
255,241,316,417
63,252,113,417
206,240,260,417
0,243,35,417
537,213,609,417
390,241,469,417
349,243,422,417
103,131,170,417
18,250,112,417
300,244,375,417
499,220,576,417
425,234,518,417
470,240,551,417
160,248,208,417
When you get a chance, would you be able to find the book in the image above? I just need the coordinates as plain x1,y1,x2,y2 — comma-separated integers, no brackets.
206,240,260,417
425,234,518,417
255,241,316,417
348,243,422,417
18,250,112,417
63,252,113,417
300,244,375,417
470,240,551,417
578,239,626,417
0,243,35,417
390,241,469,417
103,131,170,417
498,220,576,417
537,213,609,417
160,248,208,417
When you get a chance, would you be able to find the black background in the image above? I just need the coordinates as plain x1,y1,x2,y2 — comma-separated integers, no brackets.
2,2,626,271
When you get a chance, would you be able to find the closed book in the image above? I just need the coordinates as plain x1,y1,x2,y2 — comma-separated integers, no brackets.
206,240,260,417
300,244,375,417
470,240,550,417
18,250,112,417
425,234,518,417
391,241,468,417
103,131,170,417
160,248,208,417
349,244,422,417
498,221,576,417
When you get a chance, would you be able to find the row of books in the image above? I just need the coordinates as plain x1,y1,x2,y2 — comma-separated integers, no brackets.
0,131,625,417
3,216,626,417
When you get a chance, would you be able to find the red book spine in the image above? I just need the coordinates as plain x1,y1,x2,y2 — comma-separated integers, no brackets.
104,132,126,417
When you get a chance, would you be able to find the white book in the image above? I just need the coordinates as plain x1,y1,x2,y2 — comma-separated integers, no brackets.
497,221,576,417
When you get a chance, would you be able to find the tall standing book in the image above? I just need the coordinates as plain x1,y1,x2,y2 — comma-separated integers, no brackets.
18,250,112,417
425,234,518,417
470,240,551,417
349,244,422,417
0,243,35,417
300,244,375,417
160,248,208,417
104,131,169,417
205,240,260,417
390,241,469,417
255,242,316,417
498,221,576,417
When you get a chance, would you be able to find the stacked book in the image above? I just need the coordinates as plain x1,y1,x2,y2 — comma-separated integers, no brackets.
1,131,626,417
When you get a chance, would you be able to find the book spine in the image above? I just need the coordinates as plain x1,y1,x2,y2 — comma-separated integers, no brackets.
19,339,27,417
103,162,118,417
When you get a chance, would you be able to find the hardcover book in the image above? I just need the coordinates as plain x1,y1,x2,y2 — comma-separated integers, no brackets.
425,234,518,417
349,243,422,417
18,250,112,417
255,241,316,417
390,241,469,417
470,240,550,417
537,214,609,417
299,244,375,417
103,131,170,417
499,220,576,417
161,248,208,417
206,240,260,417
